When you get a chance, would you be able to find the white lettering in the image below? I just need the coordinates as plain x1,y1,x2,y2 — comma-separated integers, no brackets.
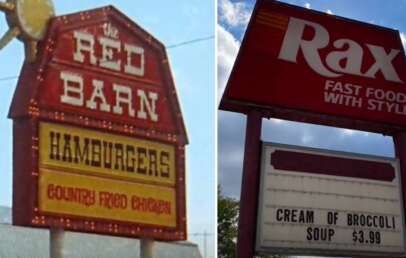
125,44,145,76
137,90,158,122
278,17,340,78
365,45,402,83
86,80,111,112
113,84,135,117
99,37,121,71
60,72,84,106
73,31,97,65
103,23,119,39
278,17,403,83
326,39,363,76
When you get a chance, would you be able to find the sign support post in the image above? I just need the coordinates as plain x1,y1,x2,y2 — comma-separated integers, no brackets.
393,133,406,258
50,228,64,258
354,133,406,258
140,239,154,258
356,133,406,258
236,110,262,258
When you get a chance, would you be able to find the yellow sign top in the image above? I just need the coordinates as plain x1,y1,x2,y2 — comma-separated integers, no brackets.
38,122,178,228
39,122,176,186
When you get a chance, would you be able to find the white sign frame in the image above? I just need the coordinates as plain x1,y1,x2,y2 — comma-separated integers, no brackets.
256,142,406,257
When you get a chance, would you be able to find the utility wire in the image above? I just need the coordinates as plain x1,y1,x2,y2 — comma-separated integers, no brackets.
0,75,18,81
0,35,215,82
166,35,214,49
188,232,214,236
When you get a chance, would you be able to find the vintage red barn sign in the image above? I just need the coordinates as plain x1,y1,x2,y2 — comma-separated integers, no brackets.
220,0,406,133
9,6,188,241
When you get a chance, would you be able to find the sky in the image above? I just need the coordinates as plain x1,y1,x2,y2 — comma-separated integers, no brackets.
218,0,406,257
0,0,215,257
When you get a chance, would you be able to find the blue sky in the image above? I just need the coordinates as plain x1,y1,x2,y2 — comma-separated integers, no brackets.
0,0,214,257
218,0,406,257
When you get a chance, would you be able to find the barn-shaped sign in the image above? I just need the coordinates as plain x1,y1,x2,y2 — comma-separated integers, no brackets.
8,6,188,241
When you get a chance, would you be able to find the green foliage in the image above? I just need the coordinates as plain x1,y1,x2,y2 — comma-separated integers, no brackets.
218,186,287,258
218,187,239,258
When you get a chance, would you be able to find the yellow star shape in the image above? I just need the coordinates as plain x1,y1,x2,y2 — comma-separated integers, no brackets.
0,0,55,62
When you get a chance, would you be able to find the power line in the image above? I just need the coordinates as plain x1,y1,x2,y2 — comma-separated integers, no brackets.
0,35,215,82
0,75,18,81
189,232,214,236
166,35,214,49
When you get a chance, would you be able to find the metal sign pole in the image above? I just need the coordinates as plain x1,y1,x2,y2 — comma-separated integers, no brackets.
50,228,64,258
140,238,154,258
236,110,262,258
392,133,406,258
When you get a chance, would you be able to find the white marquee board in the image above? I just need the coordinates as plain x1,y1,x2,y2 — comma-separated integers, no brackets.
256,143,406,257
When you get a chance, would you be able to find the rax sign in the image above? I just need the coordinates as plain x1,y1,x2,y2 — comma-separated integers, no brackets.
220,0,406,133
279,17,402,83
8,6,188,241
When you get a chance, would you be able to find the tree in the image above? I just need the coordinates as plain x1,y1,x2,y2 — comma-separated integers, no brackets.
218,187,239,258
218,186,286,258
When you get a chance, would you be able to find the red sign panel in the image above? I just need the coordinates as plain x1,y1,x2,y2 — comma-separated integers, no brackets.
9,6,187,241
221,0,406,132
